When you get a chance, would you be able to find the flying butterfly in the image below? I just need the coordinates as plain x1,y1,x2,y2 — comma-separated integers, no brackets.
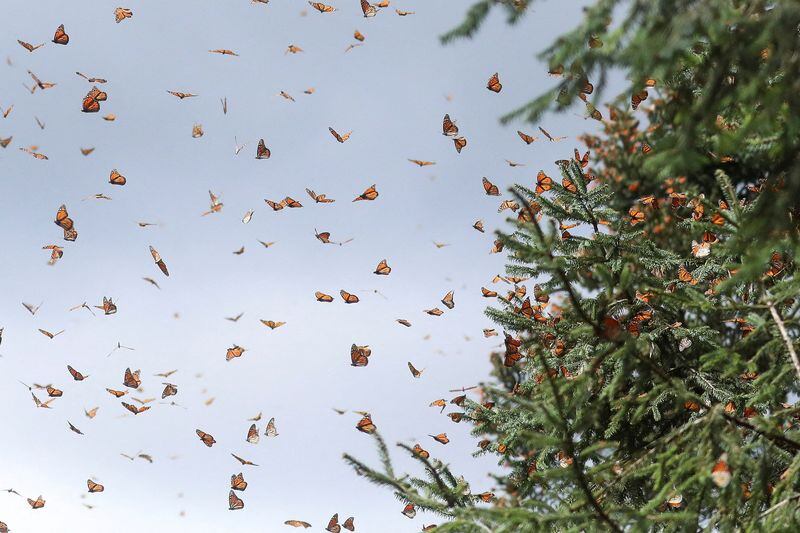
114,7,133,23
353,184,378,202
123,367,141,388
229,490,244,510
306,188,335,203
442,114,459,137
453,137,467,153
309,1,336,12
87,480,104,493
17,40,44,52
374,259,391,275
246,424,259,444
361,0,378,17
356,414,376,433
329,127,352,143
350,344,372,367
121,402,150,415
167,91,197,99
196,429,216,447
441,290,455,309
408,362,423,378
149,246,169,276
482,177,500,196
535,171,553,194
231,473,247,491
256,139,271,159
52,24,69,45
486,72,502,93
109,169,126,186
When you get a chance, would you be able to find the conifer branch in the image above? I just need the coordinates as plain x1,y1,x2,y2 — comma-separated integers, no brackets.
768,302,800,383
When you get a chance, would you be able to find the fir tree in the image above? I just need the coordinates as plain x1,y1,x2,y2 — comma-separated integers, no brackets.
346,1,800,531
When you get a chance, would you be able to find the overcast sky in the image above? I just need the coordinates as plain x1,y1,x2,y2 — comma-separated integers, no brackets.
0,1,593,531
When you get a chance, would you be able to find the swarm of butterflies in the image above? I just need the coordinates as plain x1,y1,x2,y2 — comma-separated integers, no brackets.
0,2,637,531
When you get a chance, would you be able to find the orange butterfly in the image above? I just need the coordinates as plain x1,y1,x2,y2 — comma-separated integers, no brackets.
473,220,484,233
413,444,430,458
329,127,352,143
123,368,141,388
430,433,449,444
167,91,197,99
0,136,11,148
315,291,334,302
402,504,416,518
107,169,126,186
68,365,88,381
374,259,391,275
260,320,286,329
408,159,435,167
481,287,498,298
95,297,117,315
442,114,459,137
256,139,271,159
231,473,248,491
562,177,578,193
161,382,178,398
122,401,150,415
353,184,378,202
265,417,278,437
306,188,335,203
106,388,127,398
425,308,444,316
343,517,355,531
87,479,104,493
226,345,245,361
229,490,244,510
678,265,698,285
350,344,372,367
149,245,169,276
486,72,502,93
354,30,365,41
42,244,63,265
82,86,107,113
232,453,259,466
538,126,566,142
196,429,216,447
285,520,313,528
114,7,133,23
629,206,645,225
453,137,467,153
17,40,44,52
361,0,378,17
209,49,239,56
517,130,536,144
535,171,553,194
631,89,648,110
408,362,423,378
356,414,376,433
52,24,69,45
27,496,45,509
46,385,63,397
284,196,303,208
397,319,412,327
327,514,341,533
246,423,259,444
309,1,336,13
482,177,500,196
441,290,455,309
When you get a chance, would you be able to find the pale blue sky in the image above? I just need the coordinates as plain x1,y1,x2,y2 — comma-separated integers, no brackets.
0,1,594,531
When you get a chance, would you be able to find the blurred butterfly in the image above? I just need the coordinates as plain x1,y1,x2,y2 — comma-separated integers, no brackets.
285,520,313,528
396,319,412,327
255,139,271,159
76,72,107,83
473,220,485,232
196,429,216,447
538,126,566,142
408,159,435,167
17,40,44,52
353,184,378,201
114,7,133,23
80,147,95,156
396,9,414,15
286,45,303,54
67,365,88,381
52,24,69,45
106,388,127,398
167,91,197,99
260,320,286,329
412,444,429,458
309,1,336,12
486,72,502,93
46,385,63,397
329,127,352,143
68,421,84,435
408,362,423,378
95,297,117,315
402,504,416,518
192,124,204,138
425,308,444,316
209,49,238,56
122,402,150,415
231,453,259,466
229,490,244,510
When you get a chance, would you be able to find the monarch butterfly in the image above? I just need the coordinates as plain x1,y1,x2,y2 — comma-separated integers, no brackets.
192,124,203,138
265,199,285,211
588,106,603,121
231,453,259,466
342,517,355,532
306,188,335,203
374,259,391,275
43,244,63,265
425,308,444,316
121,401,150,415
95,297,117,314
353,184,378,202
408,362,423,378
402,503,416,518
246,423,259,444
354,30,365,41
0,136,11,148
161,382,177,399
538,126,566,142
678,265,697,285
453,137,467,153
641,143,653,154
209,49,239,56
574,148,589,168
350,344,371,366
486,72,502,93
27,495,45,509
396,9,414,15
196,429,216,447
260,320,286,329
231,473,247,491
80,147,95,156
412,444,429,458
473,220,484,233
408,159,435,167
631,89,648,110
123,368,141,388
356,414,376,433
691,240,711,258
106,388,127,398
114,7,133,23
68,365,87,381
340,290,359,303
309,1,336,12
149,246,169,276
55,204,77,241
513,136,536,152
767,252,785,277
52,24,69,45
286,44,303,54
315,291,334,302
588,35,603,48
482,177,500,196
430,433,449,444
265,417,279,437
283,196,302,208
255,138,271,159
46,385,63,397
498,200,519,212
535,171,553,194
361,0,378,17
285,520,313,528
329,127,352,143
562,177,578,193
229,490,244,510
442,114,459,137
396,319,412,327
166,91,197,99
483,328,498,337
226,345,245,361
18,40,44,52
87,479,104,493
315,230,332,244
82,86,107,113
481,287,498,298
326,513,341,533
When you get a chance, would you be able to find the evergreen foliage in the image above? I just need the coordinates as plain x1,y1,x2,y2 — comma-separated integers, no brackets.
346,1,800,530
